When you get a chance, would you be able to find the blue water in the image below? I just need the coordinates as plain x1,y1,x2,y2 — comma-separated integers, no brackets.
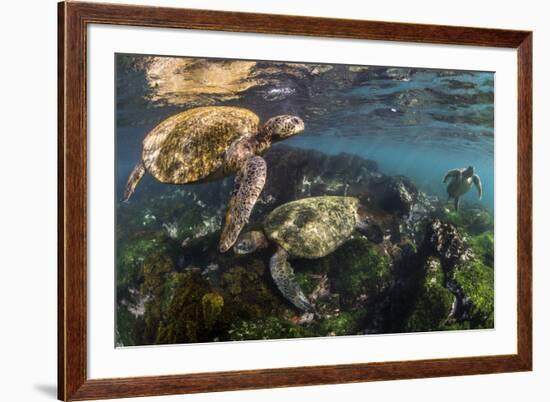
116,58,494,210
282,70,493,209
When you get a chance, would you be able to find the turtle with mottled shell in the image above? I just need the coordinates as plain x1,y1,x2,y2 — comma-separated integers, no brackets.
123,106,304,252
233,196,375,312
443,166,482,211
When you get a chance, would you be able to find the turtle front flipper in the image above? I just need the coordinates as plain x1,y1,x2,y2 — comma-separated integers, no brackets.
443,168,460,183
123,161,145,202
219,156,267,252
270,247,315,313
473,174,483,200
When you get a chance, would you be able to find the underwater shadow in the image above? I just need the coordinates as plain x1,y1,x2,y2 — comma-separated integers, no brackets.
33,384,57,399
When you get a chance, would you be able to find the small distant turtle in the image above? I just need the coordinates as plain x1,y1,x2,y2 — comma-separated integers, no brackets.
443,166,482,211
124,106,304,252
233,196,381,312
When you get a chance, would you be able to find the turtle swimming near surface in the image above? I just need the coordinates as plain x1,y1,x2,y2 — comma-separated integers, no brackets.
233,196,382,312
123,106,304,252
443,166,482,211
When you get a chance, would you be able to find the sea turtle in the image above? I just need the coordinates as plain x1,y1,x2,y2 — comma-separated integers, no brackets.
443,166,482,211
123,106,304,252
233,196,380,312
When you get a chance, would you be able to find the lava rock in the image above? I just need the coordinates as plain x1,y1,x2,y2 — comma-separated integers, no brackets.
452,260,494,328
422,219,472,269
253,145,378,220
404,257,455,332
369,175,418,216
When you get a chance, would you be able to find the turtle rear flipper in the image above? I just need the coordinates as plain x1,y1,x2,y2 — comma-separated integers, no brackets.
123,162,145,202
454,197,460,211
270,247,315,313
219,156,267,252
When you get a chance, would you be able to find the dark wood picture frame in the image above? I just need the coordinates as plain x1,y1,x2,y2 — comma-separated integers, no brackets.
58,1,532,400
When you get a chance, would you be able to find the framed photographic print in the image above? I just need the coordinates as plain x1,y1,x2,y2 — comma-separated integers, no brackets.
58,1,532,400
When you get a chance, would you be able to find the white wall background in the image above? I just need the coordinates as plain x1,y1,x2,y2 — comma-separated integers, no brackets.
0,0,546,401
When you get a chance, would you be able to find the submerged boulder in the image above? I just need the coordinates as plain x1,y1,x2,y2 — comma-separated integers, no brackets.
201,292,225,331
469,231,494,268
327,237,391,309
369,175,418,216
155,271,225,344
219,259,287,319
442,207,493,235
417,219,494,329
141,254,174,342
452,260,494,328
258,145,378,215
405,257,455,332
116,230,178,306
422,219,472,269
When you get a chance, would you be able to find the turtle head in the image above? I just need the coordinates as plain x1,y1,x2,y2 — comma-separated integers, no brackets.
233,230,269,255
354,194,385,244
262,115,304,140
464,166,475,177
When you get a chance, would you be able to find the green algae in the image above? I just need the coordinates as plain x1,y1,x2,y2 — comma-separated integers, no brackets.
219,259,286,319
316,311,366,336
116,231,175,298
469,231,494,268
156,271,222,344
228,317,310,341
442,207,493,235
116,304,137,346
294,271,317,296
328,237,391,307
405,257,454,332
141,254,173,342
202,292,225,331
453,259,494,328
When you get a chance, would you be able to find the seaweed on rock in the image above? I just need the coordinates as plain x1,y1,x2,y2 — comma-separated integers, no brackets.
452,260,494,328
404,257,455,332
442,207,493,235
219,259,288,321
469,231,494,268
228,317,310,341
156,271,226,344
315,310,367,336
141,254,173,343
327,237,391,309
116,231,176,302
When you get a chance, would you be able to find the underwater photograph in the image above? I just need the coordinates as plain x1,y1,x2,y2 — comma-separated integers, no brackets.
115,54,494,347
